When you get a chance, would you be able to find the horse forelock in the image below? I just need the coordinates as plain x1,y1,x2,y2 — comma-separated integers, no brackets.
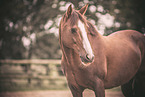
76,11,98,35
60,9,98,36
61,10,86,26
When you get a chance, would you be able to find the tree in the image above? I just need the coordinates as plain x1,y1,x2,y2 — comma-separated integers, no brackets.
32,33,61,59
0,0,144,59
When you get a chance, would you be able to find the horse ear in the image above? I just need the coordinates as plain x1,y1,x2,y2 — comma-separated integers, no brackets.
79,4,88,15
66,4,73,18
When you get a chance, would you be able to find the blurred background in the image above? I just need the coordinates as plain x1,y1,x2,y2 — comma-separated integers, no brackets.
0,0,145,96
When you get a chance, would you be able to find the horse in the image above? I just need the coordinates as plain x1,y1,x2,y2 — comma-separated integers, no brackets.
59,4,145,97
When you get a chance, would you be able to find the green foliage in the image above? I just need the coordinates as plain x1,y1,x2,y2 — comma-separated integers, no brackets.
32,33,61,59
0,0,145,59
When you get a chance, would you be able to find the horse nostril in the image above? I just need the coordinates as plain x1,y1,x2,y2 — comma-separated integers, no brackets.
86,54,94,61
80,54,94,63
86,54,90,60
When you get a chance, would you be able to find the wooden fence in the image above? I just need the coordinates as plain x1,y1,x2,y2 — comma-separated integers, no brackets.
0,59,68,91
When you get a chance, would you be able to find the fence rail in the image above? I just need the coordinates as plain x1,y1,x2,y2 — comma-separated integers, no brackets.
0,59,67,91
0,59,61,64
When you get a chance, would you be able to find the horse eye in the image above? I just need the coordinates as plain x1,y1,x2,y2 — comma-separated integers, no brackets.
71,28,77,33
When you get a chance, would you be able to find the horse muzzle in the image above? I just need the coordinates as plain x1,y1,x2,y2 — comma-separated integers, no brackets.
80,54,94,64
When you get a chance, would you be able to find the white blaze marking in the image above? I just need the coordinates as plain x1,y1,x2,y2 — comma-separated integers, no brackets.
78,20,94,59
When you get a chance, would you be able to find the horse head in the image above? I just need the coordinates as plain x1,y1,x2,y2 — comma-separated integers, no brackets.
59,4,98,64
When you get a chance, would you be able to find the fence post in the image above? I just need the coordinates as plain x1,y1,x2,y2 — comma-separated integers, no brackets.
46,64,50,75
26,64,31,85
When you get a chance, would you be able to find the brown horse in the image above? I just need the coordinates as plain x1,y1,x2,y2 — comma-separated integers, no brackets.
59,4,145,97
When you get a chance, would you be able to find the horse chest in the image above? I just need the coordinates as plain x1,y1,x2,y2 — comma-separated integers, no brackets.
66,67,95,89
